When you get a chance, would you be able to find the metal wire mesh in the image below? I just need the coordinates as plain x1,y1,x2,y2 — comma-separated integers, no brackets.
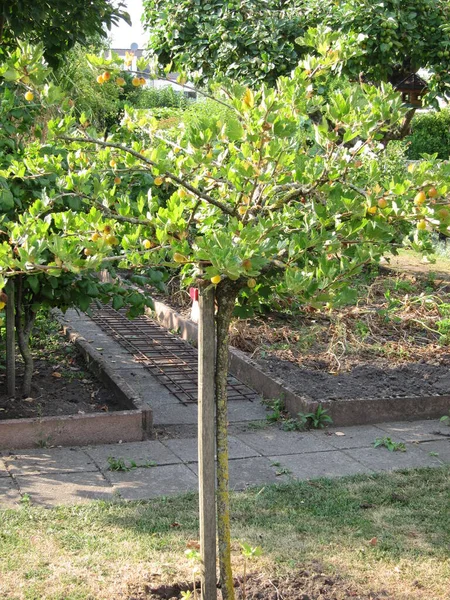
90,304,260,405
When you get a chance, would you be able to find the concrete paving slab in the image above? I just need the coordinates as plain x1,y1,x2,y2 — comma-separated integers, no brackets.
235,429,335,456
152,402,198,426
85,440,182,470
190,457,286,490
162,435,260,463
0,458,10,477
15,472,113,507
374,419,449,442
108,463,197,500
315,425,390,449
118,370,180,404
227,400,268,422
0,478,21,508
4,447,99,475
270,450,371,480
345,443,442,472
417,440,450,463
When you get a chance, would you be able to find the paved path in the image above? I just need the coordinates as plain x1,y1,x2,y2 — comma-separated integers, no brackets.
1,419,449,508
1,309,449,509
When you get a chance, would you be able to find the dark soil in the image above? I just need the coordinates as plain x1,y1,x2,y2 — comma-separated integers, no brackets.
257,355,450,401
0,317,122,420
128,567,389,599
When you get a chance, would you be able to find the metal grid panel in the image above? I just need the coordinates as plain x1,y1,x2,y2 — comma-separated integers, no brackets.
89,304,260,405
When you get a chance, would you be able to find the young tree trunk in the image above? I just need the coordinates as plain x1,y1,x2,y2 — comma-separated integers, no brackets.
5,279,16,397
215,283,239,600
15,276,36,397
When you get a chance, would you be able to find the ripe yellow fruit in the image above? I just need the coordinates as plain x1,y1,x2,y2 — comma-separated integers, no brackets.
114,176,121,185
84,248,93,256
109,159,117,168
238,206,247,215
211,275,222,285
417,219,427,231
437,208,449,221
96,75,104,84
116,77,126,86
428,187,438,198
414,191,426,206
91,232,100,242
132,77,141,87
247,278,257,288
102,71,111,81
154,176,164,186
143,239,153,249
105,235,118,246
139,77,146,86
24,91,34,102
367,206,377,215
173,253,188,263
0,301,5,310
377,197,388,209
103,225,112,234
242,258,252,271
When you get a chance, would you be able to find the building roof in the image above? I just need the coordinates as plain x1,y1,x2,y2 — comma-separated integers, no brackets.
394,73,428,91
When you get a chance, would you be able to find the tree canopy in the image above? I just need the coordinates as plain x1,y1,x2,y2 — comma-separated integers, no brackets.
0,0,129,66
143,0,450,102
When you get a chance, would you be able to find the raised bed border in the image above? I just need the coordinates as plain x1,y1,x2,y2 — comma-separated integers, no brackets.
0,313,152,450
150,299,450,427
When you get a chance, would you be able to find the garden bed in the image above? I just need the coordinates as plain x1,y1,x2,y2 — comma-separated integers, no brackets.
145,261,450,425
0,314,152,449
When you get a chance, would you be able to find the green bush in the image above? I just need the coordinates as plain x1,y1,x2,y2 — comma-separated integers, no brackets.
407,109,450,160
135,86,191,109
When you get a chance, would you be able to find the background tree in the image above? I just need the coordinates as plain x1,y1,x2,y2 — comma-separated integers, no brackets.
0,0,129,67
142,0,450,102
2,37,450,597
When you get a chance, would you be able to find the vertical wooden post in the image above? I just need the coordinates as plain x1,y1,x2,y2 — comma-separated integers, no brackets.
198,284,217,599
5,279,15,397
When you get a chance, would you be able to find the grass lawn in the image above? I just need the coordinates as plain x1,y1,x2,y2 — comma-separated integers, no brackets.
0,466,449,599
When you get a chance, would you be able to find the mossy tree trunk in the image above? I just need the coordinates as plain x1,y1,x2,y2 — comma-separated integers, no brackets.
5,279,16,398
215,280,241,600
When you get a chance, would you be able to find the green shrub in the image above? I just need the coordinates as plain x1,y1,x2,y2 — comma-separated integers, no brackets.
135,86,191,109
406,109,450,160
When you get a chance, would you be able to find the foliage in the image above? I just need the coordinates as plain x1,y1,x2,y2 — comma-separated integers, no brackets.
298,404,333,429
55,44,144,131
0,0,129,67
142,0,450,101
135,86,191,110
373,437,407,452
407,109,450,160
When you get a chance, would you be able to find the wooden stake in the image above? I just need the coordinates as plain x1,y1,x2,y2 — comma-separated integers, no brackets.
198,284,217,599
5,279,15,398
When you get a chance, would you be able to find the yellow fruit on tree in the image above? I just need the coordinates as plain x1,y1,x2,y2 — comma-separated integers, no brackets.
84,248,93,256
377,198,388,209
96,74,104,84
154,176,164,186
103,225,112,234
24,91,34,102
367,206,377,215
109,159,117,168
116,77,126,86
173,253,188,263
132,77,141,87
114,176,121,185
0,301,5,310
428,187,438,198
417,219,427,231
139,77,146,86
238,206,247,215
102,71,111,81
105,235,118,246
91,232,100,242
242,258,252,271
437,208,449,221
143,239,153,249
211,275,222,285
247,278,257,288
414,191,426,206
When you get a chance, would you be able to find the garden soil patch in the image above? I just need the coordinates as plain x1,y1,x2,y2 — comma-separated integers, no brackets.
128,567,390,599
0,318,122,420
